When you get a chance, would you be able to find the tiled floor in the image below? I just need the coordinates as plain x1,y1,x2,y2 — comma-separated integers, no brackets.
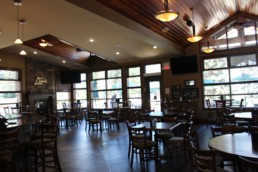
56,121,230,172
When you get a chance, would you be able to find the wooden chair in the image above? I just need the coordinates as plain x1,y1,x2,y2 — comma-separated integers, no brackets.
107,109,120,130
88,111,102,132
26,116,62,172
190,142,228,172
230,98,244,113
166,123,191,162
0,128,19,172
215,100,226,125
128,125,155,170
251,109,258,125
3,107,10,114
206,99,212,122
210,126,235,137
238,156,258,172
186,130,200,172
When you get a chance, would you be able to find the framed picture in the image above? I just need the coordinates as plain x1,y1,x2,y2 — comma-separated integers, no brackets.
172,85,181,99
184,80,195,87
183,88,199,99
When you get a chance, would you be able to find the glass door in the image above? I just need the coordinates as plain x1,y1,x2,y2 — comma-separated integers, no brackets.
145,78,161,112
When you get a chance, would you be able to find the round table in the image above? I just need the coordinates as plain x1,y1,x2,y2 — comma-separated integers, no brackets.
209,133,258,159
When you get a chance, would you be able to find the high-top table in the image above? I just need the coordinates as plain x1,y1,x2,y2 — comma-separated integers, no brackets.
209,133,258,159
231,112,252,121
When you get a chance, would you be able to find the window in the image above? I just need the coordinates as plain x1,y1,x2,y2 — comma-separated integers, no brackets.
127,66,142,109
73,73,87,108
145,64,161,74
203,54,258,108
56,72,71,109
0,69,22,115
91,69,122,109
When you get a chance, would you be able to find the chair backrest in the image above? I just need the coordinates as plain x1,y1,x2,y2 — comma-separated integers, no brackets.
210,126,235,137
130,126,147,146
206,99,211,109
215,100,226,111
163,116,177,122
40,121,58,151
238,156,258,172
223,114,236,127
62,103,66,109
190,142,217,172
3,107,9,114
239,98,244,109
0,128,19,166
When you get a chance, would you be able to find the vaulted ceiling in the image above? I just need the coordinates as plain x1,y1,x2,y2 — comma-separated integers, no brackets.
0,0,257,69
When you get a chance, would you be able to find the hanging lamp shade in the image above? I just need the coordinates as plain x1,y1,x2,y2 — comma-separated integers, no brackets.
19,50,27,55
155,0,179,22
203,40,215,53
187,8,202,43
14,0,23,44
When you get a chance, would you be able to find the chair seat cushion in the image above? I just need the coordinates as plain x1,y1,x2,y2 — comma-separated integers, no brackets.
157,132,174,139
133,140,155,148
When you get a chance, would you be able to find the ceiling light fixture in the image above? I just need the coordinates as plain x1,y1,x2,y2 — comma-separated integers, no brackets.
203,40,215,53
14,0,23,44
116,52,120,55
89,38,94,42
155,0,179,22
62,60,66,64
39,39,48,47
19,19,27,56
187,8,203,43
153,45,157,49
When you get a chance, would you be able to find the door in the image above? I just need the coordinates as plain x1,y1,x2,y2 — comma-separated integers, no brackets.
145,78,162,112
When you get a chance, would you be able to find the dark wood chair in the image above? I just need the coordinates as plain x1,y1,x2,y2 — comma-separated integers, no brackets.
230,98,244,113
26,116,62,172
107,109,120,130
206,99,212,122
88,111,102,132
215,100,226,126
190,142,228,172
210,126,235,137
238,156,258,172
3,107,10,114
128,125,155,170
0,128,19,172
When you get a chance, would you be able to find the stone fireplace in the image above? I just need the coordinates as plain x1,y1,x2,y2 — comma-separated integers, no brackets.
29,94,55,114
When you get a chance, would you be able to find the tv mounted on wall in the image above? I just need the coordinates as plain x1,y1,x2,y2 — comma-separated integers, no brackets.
170,55,198,74
60,71,81,84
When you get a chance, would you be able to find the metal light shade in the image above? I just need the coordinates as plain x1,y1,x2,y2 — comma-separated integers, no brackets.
14,38,23,44
155,10,179,22
19,50,27,55
203,48,215,53
187,35,203,42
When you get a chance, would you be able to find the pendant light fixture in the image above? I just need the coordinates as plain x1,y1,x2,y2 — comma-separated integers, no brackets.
203,40,215,53
155,0,179,22
39,39,48,47
19,19,27,56
187,8,203,43
14,0,23,44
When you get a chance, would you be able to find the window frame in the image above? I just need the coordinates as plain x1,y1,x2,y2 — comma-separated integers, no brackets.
90,68,123,109
202,53,258,109
73,72,87,108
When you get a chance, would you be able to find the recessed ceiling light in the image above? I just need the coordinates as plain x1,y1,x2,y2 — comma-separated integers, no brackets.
33,51,38,55
0,59,2,62
62,60,66,63
153,45,157,49
116,52,120,55
89,38,94,42
20,50,27,55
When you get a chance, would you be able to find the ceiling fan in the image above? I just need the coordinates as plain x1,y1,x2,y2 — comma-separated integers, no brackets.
39,39,53,47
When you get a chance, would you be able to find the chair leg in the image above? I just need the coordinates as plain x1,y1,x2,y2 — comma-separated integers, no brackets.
130,147,134,167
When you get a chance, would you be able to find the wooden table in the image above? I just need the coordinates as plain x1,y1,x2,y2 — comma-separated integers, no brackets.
231,112,252,121
132,122,181,171
209,133,258,159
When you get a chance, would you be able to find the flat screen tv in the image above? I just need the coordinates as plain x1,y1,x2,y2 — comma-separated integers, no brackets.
170,55,198,74
60,71,81,84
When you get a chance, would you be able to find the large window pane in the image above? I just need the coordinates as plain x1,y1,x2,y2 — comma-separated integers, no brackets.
129,67,140,76
91,80,106,90
92,100,106,109
231,95,258,108
231,83,258,94
74,90,87,99
107,79,122,89
108,69,121,78
107,90,122,99
73,82,86,89
203,70,229,84
244,24,256,47
230,67,258,82
204,58,227,69
92,71,105,80
56,92,70,100
0,93,21,104
0,81,21,91
128,98,142,109
0,70,19,80
91,91,106,99
230,54,256,67
127,77,141,87
145,64,161,74
128,88,141,98
204,85,230,95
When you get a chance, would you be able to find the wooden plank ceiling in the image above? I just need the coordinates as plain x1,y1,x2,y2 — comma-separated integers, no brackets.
95,0,258,48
